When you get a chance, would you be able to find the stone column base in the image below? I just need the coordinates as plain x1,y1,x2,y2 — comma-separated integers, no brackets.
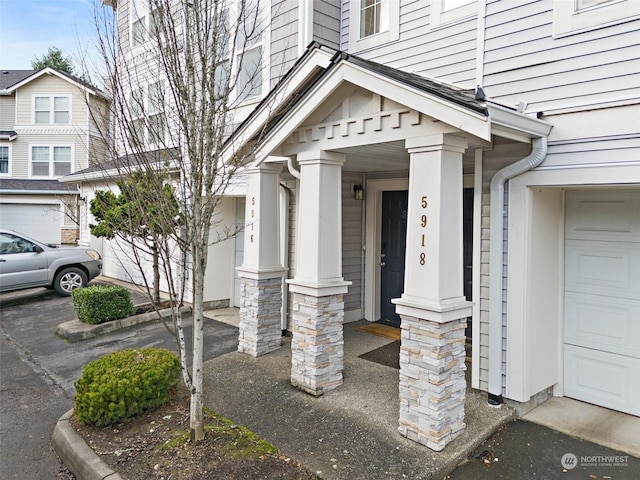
290,292,344,396
238,276,283,357
398,315,467,451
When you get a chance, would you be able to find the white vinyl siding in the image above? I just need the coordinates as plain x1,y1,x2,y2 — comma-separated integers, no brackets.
270,0,298,87
313,0,341,50
342,172,365,317
483,0,640,114
342,0,478,87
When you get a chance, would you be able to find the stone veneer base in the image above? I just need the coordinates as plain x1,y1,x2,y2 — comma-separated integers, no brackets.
398,315,467,451
238,276,283,357
290,292,344,396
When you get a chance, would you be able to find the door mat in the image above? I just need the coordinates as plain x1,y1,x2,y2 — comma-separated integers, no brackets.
356,322,401,341
358,341,400,369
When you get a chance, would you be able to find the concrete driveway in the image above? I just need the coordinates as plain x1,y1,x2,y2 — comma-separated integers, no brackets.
0,283,239,479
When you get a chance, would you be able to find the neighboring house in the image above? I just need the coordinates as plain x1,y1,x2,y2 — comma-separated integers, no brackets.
0,68,109,244
89,0,639,452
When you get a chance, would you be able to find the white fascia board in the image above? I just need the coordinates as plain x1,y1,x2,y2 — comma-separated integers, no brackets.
255,61,492,161
253,68,348,161
341,63,491,141
6,67,107,100
223,47,335,164
489,104,553,140
0,190,78,195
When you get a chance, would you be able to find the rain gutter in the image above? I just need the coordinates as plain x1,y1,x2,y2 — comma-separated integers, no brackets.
488,136,548,406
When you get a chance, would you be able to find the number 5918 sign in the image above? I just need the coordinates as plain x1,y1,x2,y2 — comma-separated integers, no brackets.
419,196,427,265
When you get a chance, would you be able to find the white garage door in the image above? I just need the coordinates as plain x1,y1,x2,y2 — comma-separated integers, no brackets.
103,237,149,285
564,190,640,416
0,203,62,245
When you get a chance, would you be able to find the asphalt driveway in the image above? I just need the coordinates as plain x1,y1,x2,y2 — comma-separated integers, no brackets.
0,284,239,478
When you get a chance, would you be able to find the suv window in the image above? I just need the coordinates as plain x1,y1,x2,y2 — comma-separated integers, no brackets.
0,233,38,254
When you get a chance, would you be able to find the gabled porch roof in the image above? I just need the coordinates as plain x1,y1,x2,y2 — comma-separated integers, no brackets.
225,43,552,165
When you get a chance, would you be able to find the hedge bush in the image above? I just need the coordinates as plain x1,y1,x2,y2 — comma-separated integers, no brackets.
74,348,181,426
72,285,135,324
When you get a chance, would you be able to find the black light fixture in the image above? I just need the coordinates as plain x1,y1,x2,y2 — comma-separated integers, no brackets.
353,184,364,200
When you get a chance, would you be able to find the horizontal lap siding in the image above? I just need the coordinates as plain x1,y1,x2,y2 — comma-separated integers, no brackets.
483,0,640,112
342,172,364,313
341,0,477,87
271,0,299,87
314,0,341,50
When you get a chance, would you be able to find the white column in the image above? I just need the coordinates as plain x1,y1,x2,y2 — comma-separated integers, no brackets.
288,150,351,396
395,134,471,451
237,161,287,357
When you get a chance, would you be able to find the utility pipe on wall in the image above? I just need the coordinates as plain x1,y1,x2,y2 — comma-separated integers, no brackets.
488,136,548,406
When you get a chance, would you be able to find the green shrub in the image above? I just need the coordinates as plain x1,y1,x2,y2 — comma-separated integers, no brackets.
72,285,135,324
74,348,181,426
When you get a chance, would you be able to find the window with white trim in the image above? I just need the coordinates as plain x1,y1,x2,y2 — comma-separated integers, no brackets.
553,0,640,37
0,145,10,175
349,0,399,52
130,0,160,47
30,145,72,177
34,95,70,124
128,81,165,146
430,0,477,28
216,1,265,103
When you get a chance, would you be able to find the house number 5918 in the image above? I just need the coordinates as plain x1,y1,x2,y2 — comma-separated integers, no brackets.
419,196,427,265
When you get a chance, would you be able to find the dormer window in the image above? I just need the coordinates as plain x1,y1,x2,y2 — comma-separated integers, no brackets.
361,0,390,38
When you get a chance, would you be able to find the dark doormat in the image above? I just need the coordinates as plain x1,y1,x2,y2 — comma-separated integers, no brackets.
358,341,400,369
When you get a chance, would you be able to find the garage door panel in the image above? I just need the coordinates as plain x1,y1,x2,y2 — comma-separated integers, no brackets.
564,345,640,417
565,190,640,242
565,240,640,300
1,204,62,245
565,292,640,358
564,189,640,417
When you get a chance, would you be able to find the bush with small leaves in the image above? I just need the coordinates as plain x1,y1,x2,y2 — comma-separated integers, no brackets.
74,348,181,426
72,284,135,324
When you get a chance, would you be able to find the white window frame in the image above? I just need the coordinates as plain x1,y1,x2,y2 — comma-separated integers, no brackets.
130,0,160,48
349,0,400,52
29,144,74,178
430,0,477,29
217,0,269,105
32,95,71,125
0,144,11,176
128,81,166,147
553,0,640,37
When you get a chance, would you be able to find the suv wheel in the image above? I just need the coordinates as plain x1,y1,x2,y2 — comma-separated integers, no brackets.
54,267,88,296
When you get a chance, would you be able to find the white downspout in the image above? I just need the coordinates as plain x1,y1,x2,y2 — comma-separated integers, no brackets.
488,136,547,406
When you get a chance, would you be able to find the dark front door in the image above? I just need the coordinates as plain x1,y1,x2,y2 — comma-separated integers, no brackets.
463,188,474,339
379,190,408,327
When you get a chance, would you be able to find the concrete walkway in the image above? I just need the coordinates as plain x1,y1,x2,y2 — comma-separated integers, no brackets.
202,321,515,480
524,397,640,458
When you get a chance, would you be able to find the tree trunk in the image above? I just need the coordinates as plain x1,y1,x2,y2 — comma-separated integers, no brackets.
189,243,205,442
152,241,161,306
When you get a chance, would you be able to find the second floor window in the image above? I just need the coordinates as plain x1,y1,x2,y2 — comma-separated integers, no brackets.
34,96,70,124
31,145,72,177
216,1,264,103
0,146,9,174
361,0,390,38
128,81,165,146
131,0,160,47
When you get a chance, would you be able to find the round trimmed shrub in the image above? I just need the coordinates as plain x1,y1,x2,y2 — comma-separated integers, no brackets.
74,348,181,426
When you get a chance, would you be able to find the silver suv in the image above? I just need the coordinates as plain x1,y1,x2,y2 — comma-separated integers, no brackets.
0,230,102,296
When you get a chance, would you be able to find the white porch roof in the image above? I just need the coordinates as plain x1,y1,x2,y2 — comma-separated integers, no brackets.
224,43,552,167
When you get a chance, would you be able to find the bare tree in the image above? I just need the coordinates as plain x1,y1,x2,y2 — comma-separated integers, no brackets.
83,0,269,441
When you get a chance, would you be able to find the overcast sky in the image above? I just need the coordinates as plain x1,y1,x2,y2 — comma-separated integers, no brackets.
0,0,106,72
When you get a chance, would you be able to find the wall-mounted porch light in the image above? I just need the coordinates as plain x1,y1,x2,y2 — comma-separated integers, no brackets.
353,184,364,200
